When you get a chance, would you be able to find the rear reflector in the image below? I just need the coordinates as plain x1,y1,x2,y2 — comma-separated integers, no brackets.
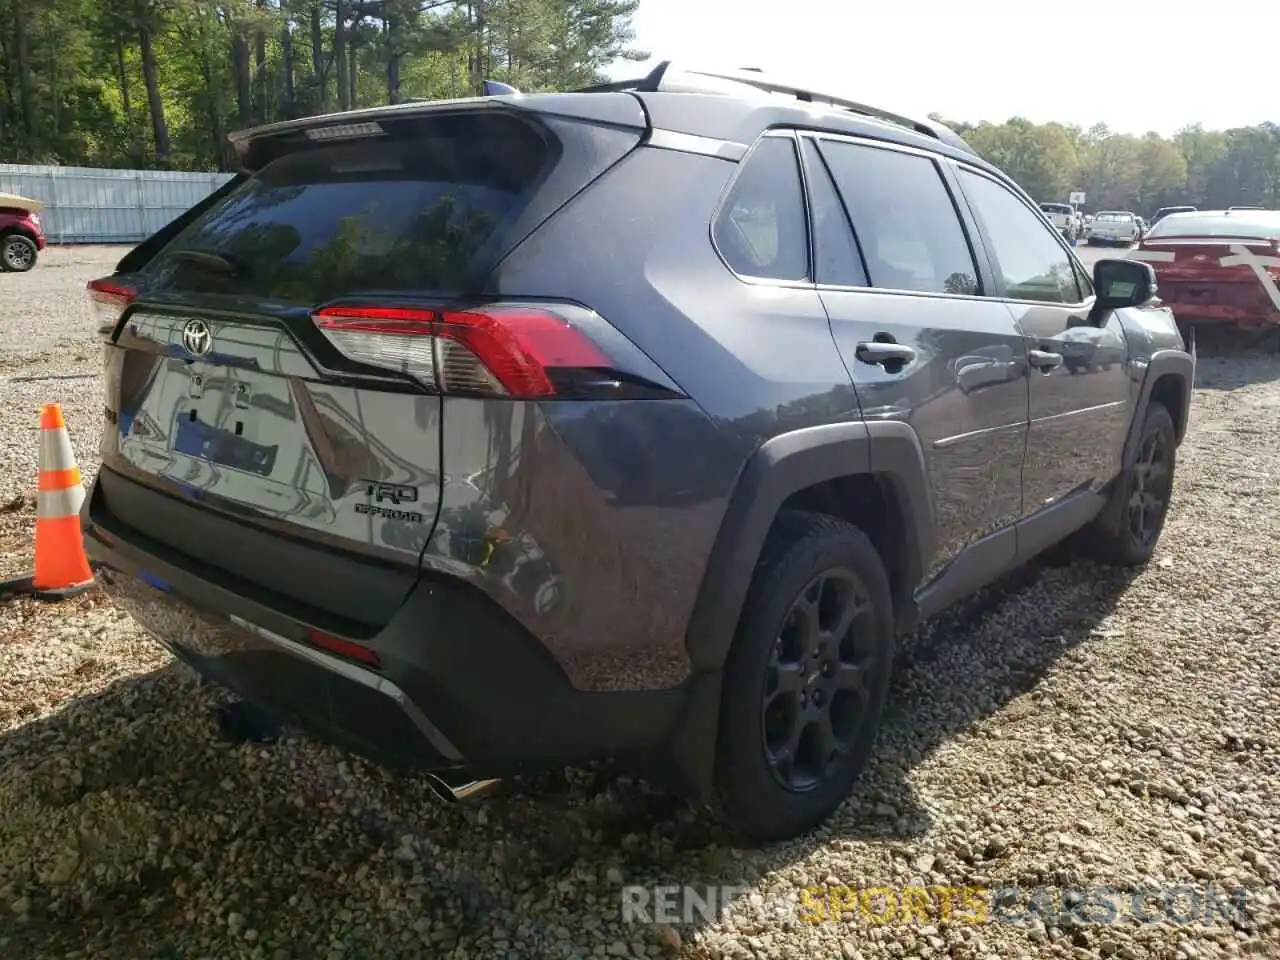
87,278,137,339
311,302,613,399
305,628,381,667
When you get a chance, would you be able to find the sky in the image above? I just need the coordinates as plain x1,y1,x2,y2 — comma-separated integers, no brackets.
604,0,1279,137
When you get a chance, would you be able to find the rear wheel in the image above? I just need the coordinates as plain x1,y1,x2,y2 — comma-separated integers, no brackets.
714,510,895,842
0,233,36,272
1083,402,1177,566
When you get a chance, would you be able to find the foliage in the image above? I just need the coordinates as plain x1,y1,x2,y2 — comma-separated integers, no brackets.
0,0,644,170
932,113,1279,214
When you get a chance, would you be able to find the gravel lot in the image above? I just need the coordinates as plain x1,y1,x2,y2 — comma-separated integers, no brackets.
2,245,1279,960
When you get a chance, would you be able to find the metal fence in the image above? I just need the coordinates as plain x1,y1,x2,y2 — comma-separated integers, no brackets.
0,163,233,244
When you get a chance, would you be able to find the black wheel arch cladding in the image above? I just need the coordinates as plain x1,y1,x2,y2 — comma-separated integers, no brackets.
1123,350,1193,467
684,419,933,674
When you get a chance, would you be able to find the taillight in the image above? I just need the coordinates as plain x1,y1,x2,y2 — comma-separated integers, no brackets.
311,302,617,399
87,278,137,339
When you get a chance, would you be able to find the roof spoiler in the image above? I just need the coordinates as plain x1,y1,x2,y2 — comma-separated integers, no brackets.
404,79,521,103
575,60,978,157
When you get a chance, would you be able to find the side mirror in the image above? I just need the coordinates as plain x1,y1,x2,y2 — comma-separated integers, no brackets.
1093,258,1157,310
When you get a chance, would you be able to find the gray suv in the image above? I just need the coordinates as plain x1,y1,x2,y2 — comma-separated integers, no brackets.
82,63,1194,842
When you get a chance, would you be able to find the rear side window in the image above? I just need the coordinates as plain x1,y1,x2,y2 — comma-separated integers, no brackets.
713,136,809,282
958,170,1082,304
145,112,553,304
801,139,868,287
816,139,980,296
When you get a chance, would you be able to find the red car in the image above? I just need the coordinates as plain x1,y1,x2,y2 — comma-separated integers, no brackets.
0,192,47,272
1129,209,1280,331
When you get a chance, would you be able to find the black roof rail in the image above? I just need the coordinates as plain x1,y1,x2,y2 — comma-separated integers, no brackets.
576,61,978,156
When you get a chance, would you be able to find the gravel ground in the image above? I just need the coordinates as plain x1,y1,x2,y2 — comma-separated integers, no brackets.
2,245,1279,960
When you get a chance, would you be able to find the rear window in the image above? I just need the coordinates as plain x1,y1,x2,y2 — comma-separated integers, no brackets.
1095,213,1132,222
145,113,553,303
1040,204,1071,214
1147,212,1280,240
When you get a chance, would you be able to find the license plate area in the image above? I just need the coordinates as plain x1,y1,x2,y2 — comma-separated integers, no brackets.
173,364,279,476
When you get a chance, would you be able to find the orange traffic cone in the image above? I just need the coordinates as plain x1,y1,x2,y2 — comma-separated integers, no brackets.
26,404,94,598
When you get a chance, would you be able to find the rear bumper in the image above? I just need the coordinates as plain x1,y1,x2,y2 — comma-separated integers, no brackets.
1165,302,1280,327
82,473,718,791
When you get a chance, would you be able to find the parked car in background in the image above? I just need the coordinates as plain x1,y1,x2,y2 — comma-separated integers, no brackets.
1129,208,1280,333
0,192,46,272
1039,201,1080,241
79,62,1194,842
1088,211,1142,246
1151,205,1197,226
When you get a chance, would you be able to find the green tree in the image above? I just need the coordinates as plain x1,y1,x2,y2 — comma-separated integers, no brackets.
0,0,645,169
1136,133,1188,212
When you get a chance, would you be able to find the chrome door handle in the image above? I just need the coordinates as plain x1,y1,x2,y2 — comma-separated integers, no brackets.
1028,349,1063,370
855,341,916,367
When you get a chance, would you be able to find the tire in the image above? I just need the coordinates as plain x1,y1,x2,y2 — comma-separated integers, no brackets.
714,510,895,842
1082,402,1177,566
0,233,37,272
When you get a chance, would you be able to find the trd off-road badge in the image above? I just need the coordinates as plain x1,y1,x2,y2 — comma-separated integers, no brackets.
355,480,423,522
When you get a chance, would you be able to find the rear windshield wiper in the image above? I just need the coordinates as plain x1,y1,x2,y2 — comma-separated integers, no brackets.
164,247,246,277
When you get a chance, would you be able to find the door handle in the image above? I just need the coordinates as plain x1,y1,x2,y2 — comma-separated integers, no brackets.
855,341,916,367
1028,349,1063,370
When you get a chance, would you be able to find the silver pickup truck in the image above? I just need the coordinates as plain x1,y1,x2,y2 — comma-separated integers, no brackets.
1039,202,1081,241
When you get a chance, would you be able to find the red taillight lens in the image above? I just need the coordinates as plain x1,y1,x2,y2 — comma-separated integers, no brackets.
87,277,137,339
311,303,613,399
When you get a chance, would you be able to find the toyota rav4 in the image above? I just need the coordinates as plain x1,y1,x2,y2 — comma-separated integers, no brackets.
81,63,1194,842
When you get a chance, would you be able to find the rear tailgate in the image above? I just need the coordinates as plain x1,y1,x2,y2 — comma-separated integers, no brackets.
1131,237,1280,324
1091,217,1135,239
93,99,646,626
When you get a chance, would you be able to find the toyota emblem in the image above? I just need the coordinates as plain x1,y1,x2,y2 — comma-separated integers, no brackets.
181,319,213,358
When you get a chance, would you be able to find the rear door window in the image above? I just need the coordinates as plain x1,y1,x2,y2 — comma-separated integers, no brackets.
144,112,554,304
712,135,810,282
815,139,980,296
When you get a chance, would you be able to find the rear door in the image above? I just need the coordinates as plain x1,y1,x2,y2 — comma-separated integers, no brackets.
952,165,1134,513
802,133,1030,583
95,104,645,617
